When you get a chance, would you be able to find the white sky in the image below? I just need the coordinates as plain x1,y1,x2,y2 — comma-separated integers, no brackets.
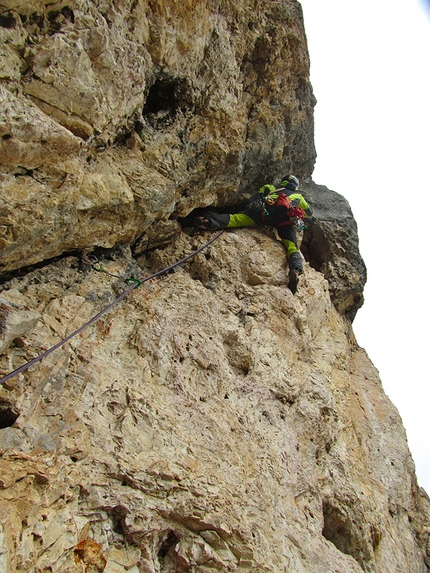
298,0,430,493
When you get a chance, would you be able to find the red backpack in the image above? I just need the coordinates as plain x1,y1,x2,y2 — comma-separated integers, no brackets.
276,193,291,209
275,193,306,229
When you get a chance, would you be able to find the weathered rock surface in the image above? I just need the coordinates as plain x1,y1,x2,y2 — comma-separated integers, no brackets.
0,0,315,276
0,291,40,354
300,180,367,321
0,1,429,572
0,232,429,572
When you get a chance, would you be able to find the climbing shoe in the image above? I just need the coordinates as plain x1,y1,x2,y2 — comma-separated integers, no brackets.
194,215,212,229
288,268,301,294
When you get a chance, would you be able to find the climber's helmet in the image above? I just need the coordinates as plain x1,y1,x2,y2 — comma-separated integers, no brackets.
280,175,300,191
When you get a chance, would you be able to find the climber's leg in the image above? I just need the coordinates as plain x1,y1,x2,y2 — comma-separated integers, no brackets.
195,210,258,230
226,213,257,228
279,227,303,294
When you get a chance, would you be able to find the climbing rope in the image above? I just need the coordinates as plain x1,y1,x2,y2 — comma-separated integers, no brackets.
0,230,224,387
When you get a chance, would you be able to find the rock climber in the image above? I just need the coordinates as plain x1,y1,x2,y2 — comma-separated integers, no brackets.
194,175,312,294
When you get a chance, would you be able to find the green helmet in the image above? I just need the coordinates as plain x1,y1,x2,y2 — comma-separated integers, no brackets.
280,175,300,191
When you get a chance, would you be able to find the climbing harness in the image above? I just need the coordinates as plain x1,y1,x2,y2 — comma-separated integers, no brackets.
0,230,224,387
276,208,307,232
291,217,306,232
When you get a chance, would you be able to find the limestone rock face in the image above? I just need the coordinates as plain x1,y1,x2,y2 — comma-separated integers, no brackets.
300,180,367,321
0,232,429,572
0,1,429,572
0,0,315,275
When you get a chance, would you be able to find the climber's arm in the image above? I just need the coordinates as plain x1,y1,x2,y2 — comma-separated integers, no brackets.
288,193,312,217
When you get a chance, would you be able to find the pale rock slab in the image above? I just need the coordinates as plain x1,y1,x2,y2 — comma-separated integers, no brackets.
0,230,428,572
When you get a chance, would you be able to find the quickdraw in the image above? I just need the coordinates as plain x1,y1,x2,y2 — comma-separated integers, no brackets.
88,256,142,289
